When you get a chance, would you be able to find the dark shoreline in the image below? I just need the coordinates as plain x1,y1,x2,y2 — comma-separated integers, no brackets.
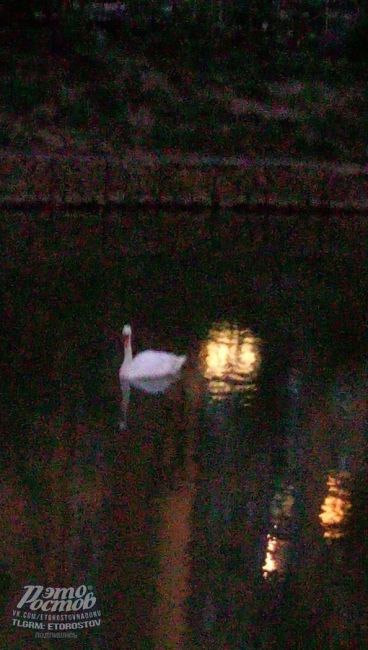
1,152,368,210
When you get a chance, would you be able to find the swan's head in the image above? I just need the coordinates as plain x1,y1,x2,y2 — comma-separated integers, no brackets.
122,324,132,347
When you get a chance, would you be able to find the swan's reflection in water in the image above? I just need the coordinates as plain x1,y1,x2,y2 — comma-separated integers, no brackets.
119,380,131,430
319,470,352,541
119,375,181,429
201,322,262,400
119,364,195,649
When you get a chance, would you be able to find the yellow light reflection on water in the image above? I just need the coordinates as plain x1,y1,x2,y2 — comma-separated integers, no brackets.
262,535,288,579
262,484,294,580
319,471,352,541
202,323,262,399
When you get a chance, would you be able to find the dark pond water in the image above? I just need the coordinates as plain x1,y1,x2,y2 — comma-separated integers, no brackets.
1,209,368,649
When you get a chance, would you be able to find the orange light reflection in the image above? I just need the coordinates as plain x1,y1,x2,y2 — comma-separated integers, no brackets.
319,471,352,541
202,323,261,400
262,484,294,580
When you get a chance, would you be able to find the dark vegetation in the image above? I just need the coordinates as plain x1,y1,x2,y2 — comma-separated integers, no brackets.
0,1,367,161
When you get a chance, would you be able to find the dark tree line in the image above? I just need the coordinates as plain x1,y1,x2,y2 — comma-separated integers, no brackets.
0,1,366,68
0,1,359,29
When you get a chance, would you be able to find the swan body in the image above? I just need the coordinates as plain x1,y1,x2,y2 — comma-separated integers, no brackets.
130,375,180,394
119,324,186,381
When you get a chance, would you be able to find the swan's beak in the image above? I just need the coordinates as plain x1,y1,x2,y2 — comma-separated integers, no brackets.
123,334,130,346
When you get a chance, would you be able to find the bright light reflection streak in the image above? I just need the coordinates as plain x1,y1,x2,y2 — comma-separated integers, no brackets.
202,324,261,399
262,535,288,579
319,471,352,540
262,485,294,580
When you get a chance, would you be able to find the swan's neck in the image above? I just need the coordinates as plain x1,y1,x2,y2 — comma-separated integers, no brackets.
123,335,133,365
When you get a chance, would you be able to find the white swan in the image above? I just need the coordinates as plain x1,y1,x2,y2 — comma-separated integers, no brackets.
119,324,186,381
